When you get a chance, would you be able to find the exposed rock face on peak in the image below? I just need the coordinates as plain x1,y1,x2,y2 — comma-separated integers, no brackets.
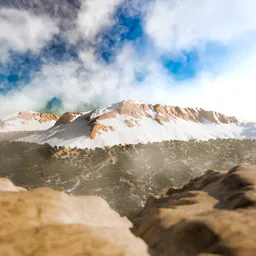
89,123,115,139
77,100,239,141
80,100,239,140
0,178,149,256
18,100,256,149
153,104,238,125
0,111,60,133
55,112,82,126
118,101,153,119
39,113,60,123
86,100,238,126
132,165,256,256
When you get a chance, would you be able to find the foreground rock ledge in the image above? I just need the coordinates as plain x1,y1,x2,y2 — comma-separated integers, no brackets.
133,165,256,256
0,178,149,256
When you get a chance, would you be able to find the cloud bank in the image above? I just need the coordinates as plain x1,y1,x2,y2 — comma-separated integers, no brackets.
0,8,58,62
145,0,256,52
0,0,256,121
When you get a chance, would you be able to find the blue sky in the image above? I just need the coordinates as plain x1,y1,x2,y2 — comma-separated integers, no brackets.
1,0,256,120
0,3,226,91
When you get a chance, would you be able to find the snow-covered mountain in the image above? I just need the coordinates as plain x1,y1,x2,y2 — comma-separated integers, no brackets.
14,100,256,149
0,111,59,133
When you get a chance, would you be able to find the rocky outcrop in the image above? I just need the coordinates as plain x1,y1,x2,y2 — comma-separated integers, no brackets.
55,112,82,126
39,113,60,123
117,101,238,125
118,101,153,119
87,111,117,139
13,111,59,123
97,111,117,121
124,119,136,127
89,123,115,139
84,100,238,139
28,100,238,140
0,111,60,130
154,105,238,125
0,178,26,192
0,178,149,256
133,165,256,256
198,109,237,124
92,101,238,136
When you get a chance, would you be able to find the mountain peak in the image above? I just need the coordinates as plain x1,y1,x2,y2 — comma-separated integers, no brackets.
82,100,238,126
0,111,60,133
2,100,254,149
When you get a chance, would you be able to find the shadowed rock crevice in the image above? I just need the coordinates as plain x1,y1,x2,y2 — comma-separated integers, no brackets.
161,220,233,256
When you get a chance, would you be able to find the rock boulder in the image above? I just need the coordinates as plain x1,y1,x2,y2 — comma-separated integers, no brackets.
133,165,256,256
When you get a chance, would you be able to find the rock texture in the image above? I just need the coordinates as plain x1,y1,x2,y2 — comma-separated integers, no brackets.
18,100,248,148
0,178,26,192
12,111,60,123
38,113,60,123
0,111,60,132
88,100,238,126
0,178,149,256
49,100,240,140
55,112,82,126
83,100,238,139
89,123,115,139
133,165,256,256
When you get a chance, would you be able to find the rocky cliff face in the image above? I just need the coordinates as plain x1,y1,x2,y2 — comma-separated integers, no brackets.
133,165,256,256
0,178,148,256
87,100,238,138
55,112,82,126
55,100,239,141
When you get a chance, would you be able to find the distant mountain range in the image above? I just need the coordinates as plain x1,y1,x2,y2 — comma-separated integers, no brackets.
1,100,256,149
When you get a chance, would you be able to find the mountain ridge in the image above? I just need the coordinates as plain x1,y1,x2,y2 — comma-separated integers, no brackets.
7,100,254,149
0,111,59,133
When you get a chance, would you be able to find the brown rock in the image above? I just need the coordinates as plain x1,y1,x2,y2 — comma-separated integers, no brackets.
86,111,117,139
97,111,117,121
109,126,116,132
118,100,152,119
152,103,237,125
0,178,26,192
133,165,256,256
65,100,239,140
198,109,237,124
1,111,60,126
39,113,60,123
89,123,115,139
0,180,149,256
124,119,136,127
55,112,82,126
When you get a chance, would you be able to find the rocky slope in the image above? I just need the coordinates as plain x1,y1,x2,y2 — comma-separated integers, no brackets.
17,100,256,149
133,165,256,256
0,165,255,255
1,139,256,216
0,111,59,133
0,178,148,256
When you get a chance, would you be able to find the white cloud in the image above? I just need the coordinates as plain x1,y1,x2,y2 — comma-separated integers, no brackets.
0,44,165,115
144,0,256,52
1,0,256,122
1,41,256,121
0,8,59,62
77,0,124,41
